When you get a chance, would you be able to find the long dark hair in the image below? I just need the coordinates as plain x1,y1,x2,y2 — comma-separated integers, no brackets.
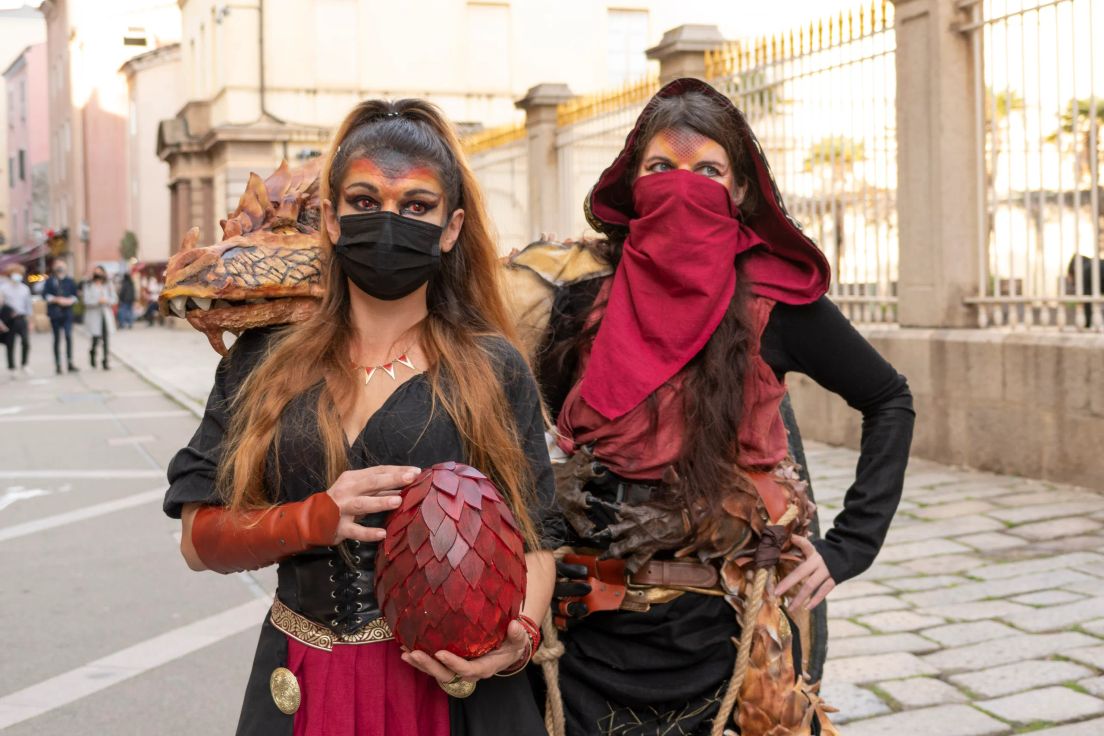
551,90,761,525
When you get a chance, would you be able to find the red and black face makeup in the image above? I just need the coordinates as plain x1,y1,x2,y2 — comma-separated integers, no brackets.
337,156,447,226
636,127,735,192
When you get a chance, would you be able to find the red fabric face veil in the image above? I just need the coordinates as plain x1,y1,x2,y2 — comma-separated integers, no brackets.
579,170,765,420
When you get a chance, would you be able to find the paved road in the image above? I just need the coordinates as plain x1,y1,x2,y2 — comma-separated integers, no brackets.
0,325,273,735
1,323,1103,734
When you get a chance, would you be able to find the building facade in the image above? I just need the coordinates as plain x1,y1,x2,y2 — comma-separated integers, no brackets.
0,5,46,250
40,0,180,275
158,0,796,254
3,43,48,258
122,43,182,265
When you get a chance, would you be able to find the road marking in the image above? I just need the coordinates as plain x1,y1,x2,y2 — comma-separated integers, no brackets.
0,488,50,513
105,390,164,398
0,410,189,423
107,435,157,446
0,597,270,729
0,488,164,542
0,470,165,479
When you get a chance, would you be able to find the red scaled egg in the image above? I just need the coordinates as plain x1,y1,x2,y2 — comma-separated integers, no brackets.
376,462,527,658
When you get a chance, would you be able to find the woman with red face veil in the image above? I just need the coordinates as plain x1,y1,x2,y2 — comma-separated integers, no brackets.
163,99,559,736
535,79,914,735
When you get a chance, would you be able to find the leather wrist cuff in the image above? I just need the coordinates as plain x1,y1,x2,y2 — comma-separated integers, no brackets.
191,492,340,574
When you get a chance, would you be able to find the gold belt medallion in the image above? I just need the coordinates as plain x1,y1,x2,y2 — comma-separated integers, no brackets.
270,666,301,715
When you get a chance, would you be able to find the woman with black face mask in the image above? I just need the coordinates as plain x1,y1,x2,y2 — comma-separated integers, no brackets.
83,266,117,370
164,100,560,736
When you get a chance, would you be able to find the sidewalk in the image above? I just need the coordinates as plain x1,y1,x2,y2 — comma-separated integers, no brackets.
108,325,1104,735
106,320,225,417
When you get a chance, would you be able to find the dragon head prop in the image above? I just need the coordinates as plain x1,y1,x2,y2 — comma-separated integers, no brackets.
159,158,327,355
162,157,610,357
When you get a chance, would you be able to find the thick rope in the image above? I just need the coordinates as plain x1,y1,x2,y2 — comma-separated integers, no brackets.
536,610,567,736
710,504,800,736
537,546,572,736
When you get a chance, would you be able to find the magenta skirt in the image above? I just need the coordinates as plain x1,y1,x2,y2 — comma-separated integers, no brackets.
286,636,450,736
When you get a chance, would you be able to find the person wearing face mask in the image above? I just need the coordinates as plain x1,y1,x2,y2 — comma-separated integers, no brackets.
43,260,80,375
0,264,33,374
534,79,915,735
164,100,560,736
82,266,117,370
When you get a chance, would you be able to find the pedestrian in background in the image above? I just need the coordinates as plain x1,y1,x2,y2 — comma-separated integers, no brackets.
142,274,163,326
43,260,79,375
117,270,137,329
83,266,117,370
0,289,13,361
0,264,33,374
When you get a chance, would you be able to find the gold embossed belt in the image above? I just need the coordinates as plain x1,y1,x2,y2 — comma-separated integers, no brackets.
269,597,393,652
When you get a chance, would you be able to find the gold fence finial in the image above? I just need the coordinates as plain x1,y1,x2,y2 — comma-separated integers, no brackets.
817,19,823,50
882,0,890,29
848,8,855,41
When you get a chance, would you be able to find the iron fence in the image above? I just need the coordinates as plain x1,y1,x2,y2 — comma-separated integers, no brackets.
553,75,660,239
708,1,898,324
961,0,1104,330
463,123,529,252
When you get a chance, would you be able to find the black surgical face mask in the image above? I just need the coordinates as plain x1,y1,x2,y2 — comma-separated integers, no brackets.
334,212,443,300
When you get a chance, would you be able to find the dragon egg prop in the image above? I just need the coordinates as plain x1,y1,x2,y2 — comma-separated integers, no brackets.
376,462,527,658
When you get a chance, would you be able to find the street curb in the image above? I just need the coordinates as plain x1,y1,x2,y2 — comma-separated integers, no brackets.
104,337,206,420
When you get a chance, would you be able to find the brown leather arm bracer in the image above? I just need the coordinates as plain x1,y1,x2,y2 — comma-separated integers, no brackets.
190,493,341,574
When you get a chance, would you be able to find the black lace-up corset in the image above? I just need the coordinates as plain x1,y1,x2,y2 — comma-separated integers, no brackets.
276,514,385,636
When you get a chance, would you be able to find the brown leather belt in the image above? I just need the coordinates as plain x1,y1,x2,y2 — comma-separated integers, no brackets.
561,553,723,620
630,559,719,589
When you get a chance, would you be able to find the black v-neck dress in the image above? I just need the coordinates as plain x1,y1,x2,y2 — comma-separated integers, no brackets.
164,327,563,736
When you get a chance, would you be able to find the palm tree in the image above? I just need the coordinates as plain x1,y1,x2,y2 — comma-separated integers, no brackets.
1051,97,1104,187
803,136,866,281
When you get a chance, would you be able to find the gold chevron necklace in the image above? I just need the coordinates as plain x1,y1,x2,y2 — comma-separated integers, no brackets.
355,350,417,385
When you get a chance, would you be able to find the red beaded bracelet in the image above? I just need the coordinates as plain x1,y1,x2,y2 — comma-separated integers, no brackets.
517,614,542,651
495,614,542,677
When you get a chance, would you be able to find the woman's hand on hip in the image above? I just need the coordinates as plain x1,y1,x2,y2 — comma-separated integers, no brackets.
400,620,530,683
774,534,836,611
324,465,419,545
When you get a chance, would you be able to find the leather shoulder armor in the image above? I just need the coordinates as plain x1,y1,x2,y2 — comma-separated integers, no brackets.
502,240,612,359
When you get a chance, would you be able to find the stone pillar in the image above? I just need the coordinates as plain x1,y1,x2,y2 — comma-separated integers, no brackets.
200,178,215,244
171,178,192,255
893,0,981,327
515,83,575,239
169,181,180,254
646,24,724,85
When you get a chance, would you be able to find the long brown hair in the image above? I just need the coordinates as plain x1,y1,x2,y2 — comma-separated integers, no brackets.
216,99,538,547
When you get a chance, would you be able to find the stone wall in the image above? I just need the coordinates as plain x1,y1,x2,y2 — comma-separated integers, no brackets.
788,328,1104,491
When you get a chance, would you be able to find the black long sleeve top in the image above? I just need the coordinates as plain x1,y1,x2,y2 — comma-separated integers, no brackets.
760,296,915,583
539,284,915,585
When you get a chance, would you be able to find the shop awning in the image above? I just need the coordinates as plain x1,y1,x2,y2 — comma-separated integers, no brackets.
0,244,48,272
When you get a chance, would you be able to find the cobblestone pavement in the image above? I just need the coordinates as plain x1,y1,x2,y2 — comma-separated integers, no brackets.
808,443,1104,735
